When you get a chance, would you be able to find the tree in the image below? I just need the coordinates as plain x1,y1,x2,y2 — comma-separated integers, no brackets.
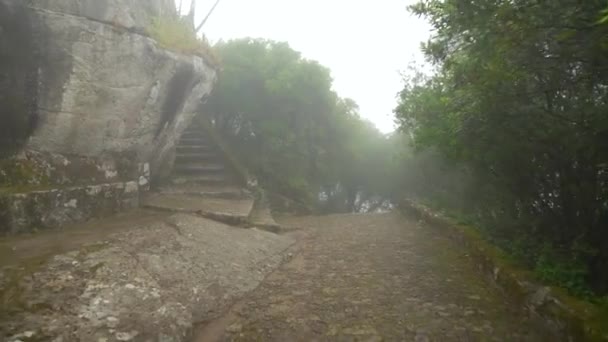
195,0,221,32
203,38,391,213
184,0,222,33
396,0,608,296
600,5,608,24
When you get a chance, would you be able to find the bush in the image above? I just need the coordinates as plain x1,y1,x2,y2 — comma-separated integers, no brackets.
147,17,220,68
534,244,595,299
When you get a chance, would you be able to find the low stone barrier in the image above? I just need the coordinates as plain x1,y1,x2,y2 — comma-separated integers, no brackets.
400,199,608,342
0,150,151,235
0,181,140,235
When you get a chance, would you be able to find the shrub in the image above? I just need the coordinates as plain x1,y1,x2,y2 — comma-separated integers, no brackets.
533,243,595,299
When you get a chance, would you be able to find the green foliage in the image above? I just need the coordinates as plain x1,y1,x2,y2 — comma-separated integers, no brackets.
599,296,608,310
395,0,608,297
147,16,220,67
204,38,391,212
599,6,608,24
535,244,595,299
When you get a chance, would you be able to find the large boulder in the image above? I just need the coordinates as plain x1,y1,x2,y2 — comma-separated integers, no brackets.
2,0,217,183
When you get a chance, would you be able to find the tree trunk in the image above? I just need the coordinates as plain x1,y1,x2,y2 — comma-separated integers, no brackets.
195,0,221,33
187,0,196,26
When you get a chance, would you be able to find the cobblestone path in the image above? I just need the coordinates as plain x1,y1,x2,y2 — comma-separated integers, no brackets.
196,213,550,341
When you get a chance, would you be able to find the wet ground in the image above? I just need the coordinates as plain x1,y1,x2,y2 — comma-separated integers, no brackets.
0,209,169,268
195,212,549,341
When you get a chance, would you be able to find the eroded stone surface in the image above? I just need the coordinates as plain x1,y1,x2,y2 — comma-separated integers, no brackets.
198,213,552,341
0,214,295,341
0,209,168,268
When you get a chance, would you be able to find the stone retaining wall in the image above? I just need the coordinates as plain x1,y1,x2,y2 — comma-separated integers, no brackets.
400,199,608,342
0,181,140,235
0,150,140,189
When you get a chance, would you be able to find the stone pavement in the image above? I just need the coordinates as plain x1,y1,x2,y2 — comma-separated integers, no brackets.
195,213,552,341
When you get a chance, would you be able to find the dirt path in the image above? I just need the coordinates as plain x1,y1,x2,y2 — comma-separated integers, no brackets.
194,212,550,341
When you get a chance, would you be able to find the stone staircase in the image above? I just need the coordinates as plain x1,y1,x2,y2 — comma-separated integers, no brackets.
142,121,279,230
171,129,231,186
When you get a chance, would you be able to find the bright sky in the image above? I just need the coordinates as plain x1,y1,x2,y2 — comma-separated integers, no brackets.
182,0,432,133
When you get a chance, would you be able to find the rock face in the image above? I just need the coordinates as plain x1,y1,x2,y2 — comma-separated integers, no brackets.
0,0,38,157
33,0,177,31
3,0,217,182
0,0,217,233
0,214,295,341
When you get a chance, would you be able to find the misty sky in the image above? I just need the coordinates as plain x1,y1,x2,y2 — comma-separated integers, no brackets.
181,0,431,133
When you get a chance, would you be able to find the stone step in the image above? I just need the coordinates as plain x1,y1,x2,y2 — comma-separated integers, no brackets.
142,193,255,226
248,203,281,233
175,152,219,163
179,137,209,145
176,145,213,153
182,126,203,133
181,131,205,139
173,164,225,175
170,174,230,185
158,184,249,199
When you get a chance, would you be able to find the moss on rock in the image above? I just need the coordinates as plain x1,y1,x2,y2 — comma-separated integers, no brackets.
0,158,50,191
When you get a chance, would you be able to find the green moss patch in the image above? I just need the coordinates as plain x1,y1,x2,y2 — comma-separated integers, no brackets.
0,158,50,189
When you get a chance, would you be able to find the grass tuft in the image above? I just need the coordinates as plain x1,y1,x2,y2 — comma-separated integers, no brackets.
147,17,221,68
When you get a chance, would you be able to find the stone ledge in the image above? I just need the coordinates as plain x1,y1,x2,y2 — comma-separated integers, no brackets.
399,199,608,342
0,181,140,235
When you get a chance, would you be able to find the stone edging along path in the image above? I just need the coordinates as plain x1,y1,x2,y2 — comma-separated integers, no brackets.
399,200,608,342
